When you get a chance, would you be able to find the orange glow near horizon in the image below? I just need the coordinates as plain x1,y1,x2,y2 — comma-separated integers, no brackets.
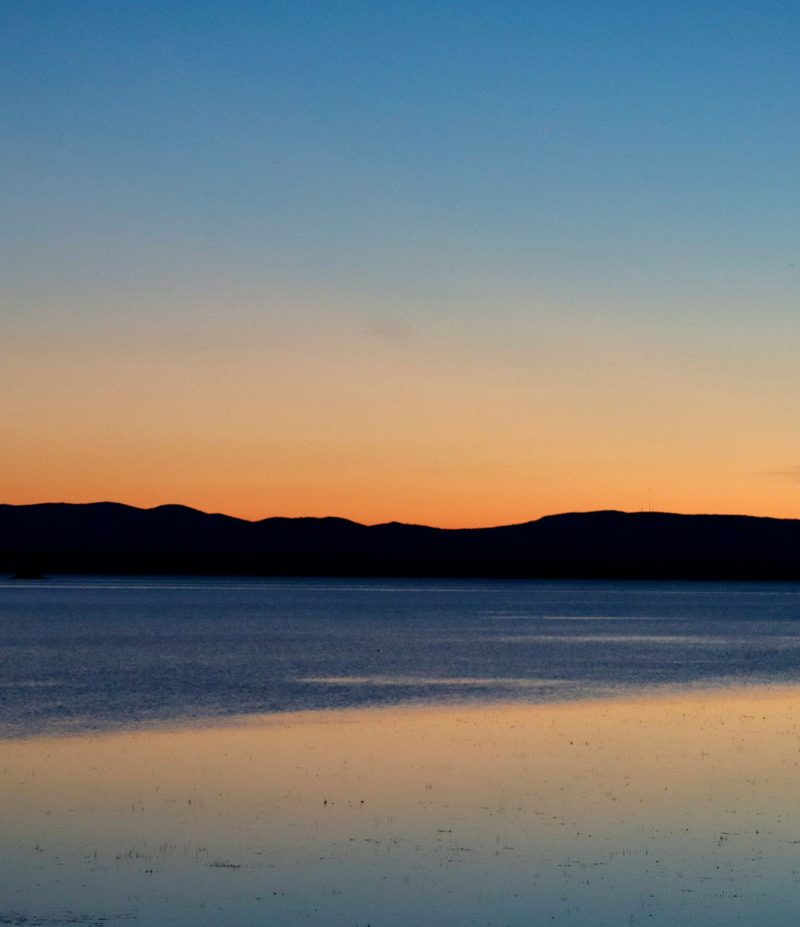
5,447,800,530
5,296,800,528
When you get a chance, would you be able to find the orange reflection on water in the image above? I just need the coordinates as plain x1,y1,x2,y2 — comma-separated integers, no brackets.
2,687,800,926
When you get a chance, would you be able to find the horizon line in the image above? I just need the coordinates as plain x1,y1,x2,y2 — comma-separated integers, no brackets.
3,499,799,532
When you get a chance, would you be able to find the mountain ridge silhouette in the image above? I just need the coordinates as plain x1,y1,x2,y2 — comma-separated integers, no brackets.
2,501,800,579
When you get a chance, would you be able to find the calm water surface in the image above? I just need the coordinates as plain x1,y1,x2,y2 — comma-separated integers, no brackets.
2,576,800,736
3,577,800,926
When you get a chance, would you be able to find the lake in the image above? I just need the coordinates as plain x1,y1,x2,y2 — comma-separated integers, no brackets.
2,577,800,925
4,576,800,737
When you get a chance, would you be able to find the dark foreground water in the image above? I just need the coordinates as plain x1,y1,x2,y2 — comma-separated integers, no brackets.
3,576,800,737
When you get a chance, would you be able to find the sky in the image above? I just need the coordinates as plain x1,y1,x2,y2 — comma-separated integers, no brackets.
3,0,799,527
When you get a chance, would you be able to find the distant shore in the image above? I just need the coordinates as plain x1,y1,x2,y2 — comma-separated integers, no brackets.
4,501,800,580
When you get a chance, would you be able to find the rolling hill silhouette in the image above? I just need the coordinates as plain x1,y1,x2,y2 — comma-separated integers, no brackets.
2,502,800,579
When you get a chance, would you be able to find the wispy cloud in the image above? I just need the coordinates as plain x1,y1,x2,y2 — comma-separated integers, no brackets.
758,466,800,482
362,314,414,346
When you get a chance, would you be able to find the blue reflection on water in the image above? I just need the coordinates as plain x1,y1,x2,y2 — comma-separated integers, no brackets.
2,576,800,737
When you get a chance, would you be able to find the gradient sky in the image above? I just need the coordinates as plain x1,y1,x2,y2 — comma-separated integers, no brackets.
3,1,799,526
